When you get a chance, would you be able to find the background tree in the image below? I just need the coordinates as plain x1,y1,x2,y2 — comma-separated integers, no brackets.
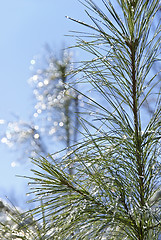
1,47,80,170
0,47,81,237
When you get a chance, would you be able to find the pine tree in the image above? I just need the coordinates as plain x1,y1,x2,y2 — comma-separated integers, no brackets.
1,0,161,239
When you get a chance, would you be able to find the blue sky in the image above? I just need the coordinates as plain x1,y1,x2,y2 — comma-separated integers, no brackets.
0,0,87,208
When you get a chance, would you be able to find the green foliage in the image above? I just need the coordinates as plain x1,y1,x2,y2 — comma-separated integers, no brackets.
1,0,161,239
0,200,43,239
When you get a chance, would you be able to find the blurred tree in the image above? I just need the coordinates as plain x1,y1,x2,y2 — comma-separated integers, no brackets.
1,47,80,171
0,47,81,237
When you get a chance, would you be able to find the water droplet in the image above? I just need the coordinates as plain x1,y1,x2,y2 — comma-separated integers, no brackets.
34,133,39,139
47,116,52,122
30,59,36,65
89,112,94,116
34,125,39,130
122,135,127,139
0,119,5,124
37,109,42,114
11,161,17,167
34,113,38,118
32,75,38,81
57,95,61,100
41,104,46,110
37,95,43,101
33,89,38,95
38,82,43,88
49,128,56,135
1,137,7,143
54,121,58,126
139,175,144,179
59,122,64,127
44,79,49,85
